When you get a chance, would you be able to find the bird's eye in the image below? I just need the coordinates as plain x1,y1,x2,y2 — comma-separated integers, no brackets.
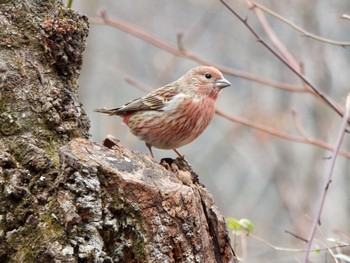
205,73,212,79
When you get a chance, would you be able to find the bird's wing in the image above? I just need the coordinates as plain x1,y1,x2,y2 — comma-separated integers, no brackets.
112,85,180,114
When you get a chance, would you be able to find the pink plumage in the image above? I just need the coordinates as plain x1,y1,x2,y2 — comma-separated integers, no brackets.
95,66,231,157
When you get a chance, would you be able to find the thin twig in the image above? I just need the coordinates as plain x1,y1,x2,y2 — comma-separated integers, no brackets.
247,1,322,99
248,0,350,47
323,240,340,263
123,76,153,93
91,11,305,93
291,109,312,140
303,93,350,263
290,109,345,154
158,4,217,84
284,230,308,243
245,0,301,71
218,0,348,125
341,14,350,20
216,109,350,158
241,232,248,262
250,234,350,253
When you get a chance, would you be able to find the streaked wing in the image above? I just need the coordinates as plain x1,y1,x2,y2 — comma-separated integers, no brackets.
116,85,179,114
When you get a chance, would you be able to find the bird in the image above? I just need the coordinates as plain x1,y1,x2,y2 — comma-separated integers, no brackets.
94,66,231,158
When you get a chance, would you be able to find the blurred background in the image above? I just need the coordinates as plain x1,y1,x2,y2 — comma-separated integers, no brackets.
73,0,350,262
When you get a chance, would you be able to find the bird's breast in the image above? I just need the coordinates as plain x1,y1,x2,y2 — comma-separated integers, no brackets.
126,96,216,149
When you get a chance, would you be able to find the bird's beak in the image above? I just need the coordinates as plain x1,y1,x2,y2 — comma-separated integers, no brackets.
215,77,231,89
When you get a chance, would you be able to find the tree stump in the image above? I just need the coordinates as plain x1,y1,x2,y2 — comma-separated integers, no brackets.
0,1,237,262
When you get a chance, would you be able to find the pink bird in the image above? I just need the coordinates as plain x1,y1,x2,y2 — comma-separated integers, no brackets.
95,66,231,157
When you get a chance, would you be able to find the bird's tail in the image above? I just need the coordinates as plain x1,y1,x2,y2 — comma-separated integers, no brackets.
94,108,121,116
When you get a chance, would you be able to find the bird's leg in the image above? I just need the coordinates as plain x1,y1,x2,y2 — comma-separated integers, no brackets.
173,148,191,166
146,143,154,158
173,149,184,159
172,149,196,178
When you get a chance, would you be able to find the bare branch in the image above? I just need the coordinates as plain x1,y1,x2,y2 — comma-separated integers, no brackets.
219,0,348,125
250,234,350,253
303,93,350,263
284,230,308,243
248,0,350,47
341,14,350,20
216,109,350,158
91,10,305,93
123,75,153,93
246,0,301,71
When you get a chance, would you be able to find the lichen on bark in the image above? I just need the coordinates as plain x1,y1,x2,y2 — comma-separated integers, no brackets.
0,0,90,261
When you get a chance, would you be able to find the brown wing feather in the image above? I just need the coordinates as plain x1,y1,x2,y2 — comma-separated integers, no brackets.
94,84,179,115
93,107,123,115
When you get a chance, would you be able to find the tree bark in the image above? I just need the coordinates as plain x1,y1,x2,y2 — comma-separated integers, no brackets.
0,1,237,262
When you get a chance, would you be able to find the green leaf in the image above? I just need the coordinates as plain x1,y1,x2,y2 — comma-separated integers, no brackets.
226,217,241,230
226,217,254,235
239,218,254,233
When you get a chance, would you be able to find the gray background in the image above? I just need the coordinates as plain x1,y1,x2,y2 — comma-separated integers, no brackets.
73,1,350,262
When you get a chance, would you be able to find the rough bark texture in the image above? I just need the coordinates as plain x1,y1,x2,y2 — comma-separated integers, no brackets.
0,1,237,262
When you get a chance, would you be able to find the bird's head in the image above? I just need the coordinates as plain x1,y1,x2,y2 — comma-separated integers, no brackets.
179,66,231,99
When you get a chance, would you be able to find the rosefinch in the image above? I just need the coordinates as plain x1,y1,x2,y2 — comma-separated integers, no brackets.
94,66,231,157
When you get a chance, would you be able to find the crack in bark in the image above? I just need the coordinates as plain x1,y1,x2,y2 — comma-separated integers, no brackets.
199,192,223,263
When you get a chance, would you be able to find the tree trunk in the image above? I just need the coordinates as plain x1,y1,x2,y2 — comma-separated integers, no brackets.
0,1,237,262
